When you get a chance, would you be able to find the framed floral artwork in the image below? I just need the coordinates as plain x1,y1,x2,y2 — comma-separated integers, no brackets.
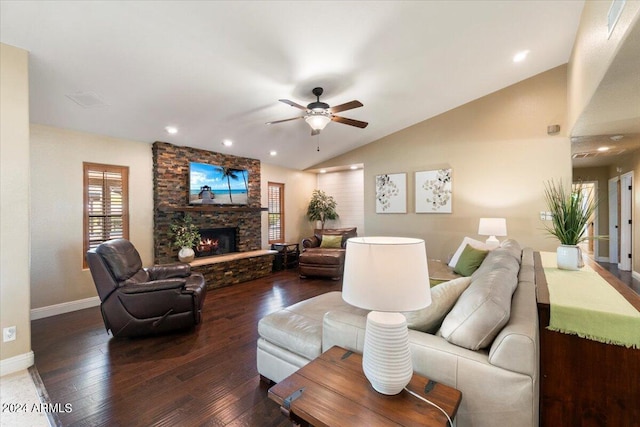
375,173,406,213
415,168,452,213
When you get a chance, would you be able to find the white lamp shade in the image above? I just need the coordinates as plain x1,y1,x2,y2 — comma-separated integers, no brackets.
478,218,507,237
342,237,431,312
305,113,331,130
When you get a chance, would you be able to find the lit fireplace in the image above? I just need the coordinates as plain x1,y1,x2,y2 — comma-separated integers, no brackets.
195,227,238,258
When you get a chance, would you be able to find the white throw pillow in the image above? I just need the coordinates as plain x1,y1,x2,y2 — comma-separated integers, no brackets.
448,237,491,268
403,276,473,333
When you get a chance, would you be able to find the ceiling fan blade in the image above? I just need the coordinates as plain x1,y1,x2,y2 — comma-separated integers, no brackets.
328,100,363,114
266,116,303,125
279,99,308,110
332,115,369,128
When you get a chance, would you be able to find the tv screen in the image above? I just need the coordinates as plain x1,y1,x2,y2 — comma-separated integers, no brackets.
189,162,249,205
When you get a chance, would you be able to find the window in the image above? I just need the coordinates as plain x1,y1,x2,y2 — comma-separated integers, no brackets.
83,162,129,267
268,182,284,243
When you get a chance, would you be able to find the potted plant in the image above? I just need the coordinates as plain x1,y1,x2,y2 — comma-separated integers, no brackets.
543,180,597,270
306,189,339,230
169,214,201,262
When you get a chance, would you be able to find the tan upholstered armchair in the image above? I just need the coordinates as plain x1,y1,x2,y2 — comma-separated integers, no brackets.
299,227,357,280
86,238,207,338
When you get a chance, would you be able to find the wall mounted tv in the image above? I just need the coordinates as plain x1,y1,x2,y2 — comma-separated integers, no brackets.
189,162,249,205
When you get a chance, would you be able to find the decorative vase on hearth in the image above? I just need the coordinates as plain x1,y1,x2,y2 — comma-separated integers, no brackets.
556,245,583,271
178,247,195,263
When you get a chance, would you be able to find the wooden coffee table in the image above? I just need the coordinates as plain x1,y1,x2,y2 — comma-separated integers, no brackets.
268,346,462,426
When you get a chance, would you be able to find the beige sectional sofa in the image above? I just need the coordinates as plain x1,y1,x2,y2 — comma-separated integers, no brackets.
257,240,539,427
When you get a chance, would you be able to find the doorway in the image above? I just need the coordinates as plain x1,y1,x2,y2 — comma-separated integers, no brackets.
608,172,633,271
576,181,598,259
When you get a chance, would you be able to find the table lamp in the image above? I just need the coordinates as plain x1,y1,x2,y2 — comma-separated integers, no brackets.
342,236,431,395
478,218,507,249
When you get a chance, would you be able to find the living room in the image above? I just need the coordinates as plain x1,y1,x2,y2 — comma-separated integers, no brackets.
2,1,639,426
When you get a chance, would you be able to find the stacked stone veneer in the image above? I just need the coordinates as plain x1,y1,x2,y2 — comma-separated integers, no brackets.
153,141,263,268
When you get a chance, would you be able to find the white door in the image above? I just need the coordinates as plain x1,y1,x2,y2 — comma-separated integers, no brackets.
609,177,619,264
619,172,633,271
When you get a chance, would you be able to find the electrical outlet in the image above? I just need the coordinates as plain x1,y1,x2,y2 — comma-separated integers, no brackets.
3,326,16,342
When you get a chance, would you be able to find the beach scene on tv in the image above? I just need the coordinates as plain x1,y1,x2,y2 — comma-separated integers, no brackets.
189,162,249,205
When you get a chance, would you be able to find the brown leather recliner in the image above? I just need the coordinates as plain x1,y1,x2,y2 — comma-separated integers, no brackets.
299,227,357,280
86,238,207,338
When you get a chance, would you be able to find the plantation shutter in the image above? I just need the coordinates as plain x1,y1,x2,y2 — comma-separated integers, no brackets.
268,182,284,243
83,163,129,267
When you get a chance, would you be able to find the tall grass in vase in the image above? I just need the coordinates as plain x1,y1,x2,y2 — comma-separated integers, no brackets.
543,180,596,270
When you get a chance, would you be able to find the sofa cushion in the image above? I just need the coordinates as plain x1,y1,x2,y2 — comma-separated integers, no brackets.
454,244,489,276
258,291,356,360
403,276,472,333
440,265,519,350
320,234,343,248
448,237,491,268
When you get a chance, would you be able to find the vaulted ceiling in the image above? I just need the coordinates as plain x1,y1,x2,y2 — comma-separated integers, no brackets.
1,1,587,170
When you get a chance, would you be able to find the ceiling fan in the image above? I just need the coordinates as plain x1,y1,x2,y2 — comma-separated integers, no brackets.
266,87,368,135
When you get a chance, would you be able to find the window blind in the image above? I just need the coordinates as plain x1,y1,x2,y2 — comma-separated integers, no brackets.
83,163,129,266
268,182,284,243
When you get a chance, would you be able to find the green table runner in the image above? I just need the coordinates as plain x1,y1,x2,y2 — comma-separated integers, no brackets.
541,251,640,348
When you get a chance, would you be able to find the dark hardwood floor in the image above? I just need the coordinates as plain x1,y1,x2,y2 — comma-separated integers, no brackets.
31,270,342,427
596,261,640,295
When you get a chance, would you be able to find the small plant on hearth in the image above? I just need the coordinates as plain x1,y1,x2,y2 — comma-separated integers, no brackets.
169,214,201,249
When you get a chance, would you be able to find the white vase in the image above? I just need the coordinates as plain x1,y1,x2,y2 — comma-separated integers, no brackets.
178,247,195,263
556,245,583,270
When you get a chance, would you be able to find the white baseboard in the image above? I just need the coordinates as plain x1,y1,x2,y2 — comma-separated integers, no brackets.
30,296,100,320
596,256,610,263
633,270,640,281
0,351,34,377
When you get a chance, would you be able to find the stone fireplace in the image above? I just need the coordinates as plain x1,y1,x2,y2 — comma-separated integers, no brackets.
152,142,273,288
195,227,238,258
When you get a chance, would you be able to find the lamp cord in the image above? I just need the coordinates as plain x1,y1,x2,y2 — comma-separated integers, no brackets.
404,386,453,427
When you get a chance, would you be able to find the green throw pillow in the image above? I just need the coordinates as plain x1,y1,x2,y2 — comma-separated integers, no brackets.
454,244,488,276
320,234,343,248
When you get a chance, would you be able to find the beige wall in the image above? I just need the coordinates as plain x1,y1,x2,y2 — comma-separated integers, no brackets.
310,65,572,261
30,125,154,309
260,163,318,248
567,0,640,131
0,44,32,369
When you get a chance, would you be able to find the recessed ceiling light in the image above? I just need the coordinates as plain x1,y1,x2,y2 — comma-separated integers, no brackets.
350,165,358,170
269,150,277,156
222,139,233,147
597,146,610,152
165,126,178,134
319,169,327,174
513,50,530,63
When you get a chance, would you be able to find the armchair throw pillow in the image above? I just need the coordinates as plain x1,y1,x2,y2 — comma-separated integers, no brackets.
320,234,343,248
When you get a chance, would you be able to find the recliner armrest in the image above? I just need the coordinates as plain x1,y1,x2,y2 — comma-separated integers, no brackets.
119,278,186,294
147,263,191,280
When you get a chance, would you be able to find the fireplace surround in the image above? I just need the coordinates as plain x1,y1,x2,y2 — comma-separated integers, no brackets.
152,141,262,265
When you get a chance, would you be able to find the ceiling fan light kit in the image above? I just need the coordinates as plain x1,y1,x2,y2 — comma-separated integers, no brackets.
267,87,368,135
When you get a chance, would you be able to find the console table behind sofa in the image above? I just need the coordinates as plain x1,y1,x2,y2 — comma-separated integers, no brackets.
535,253,640,426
